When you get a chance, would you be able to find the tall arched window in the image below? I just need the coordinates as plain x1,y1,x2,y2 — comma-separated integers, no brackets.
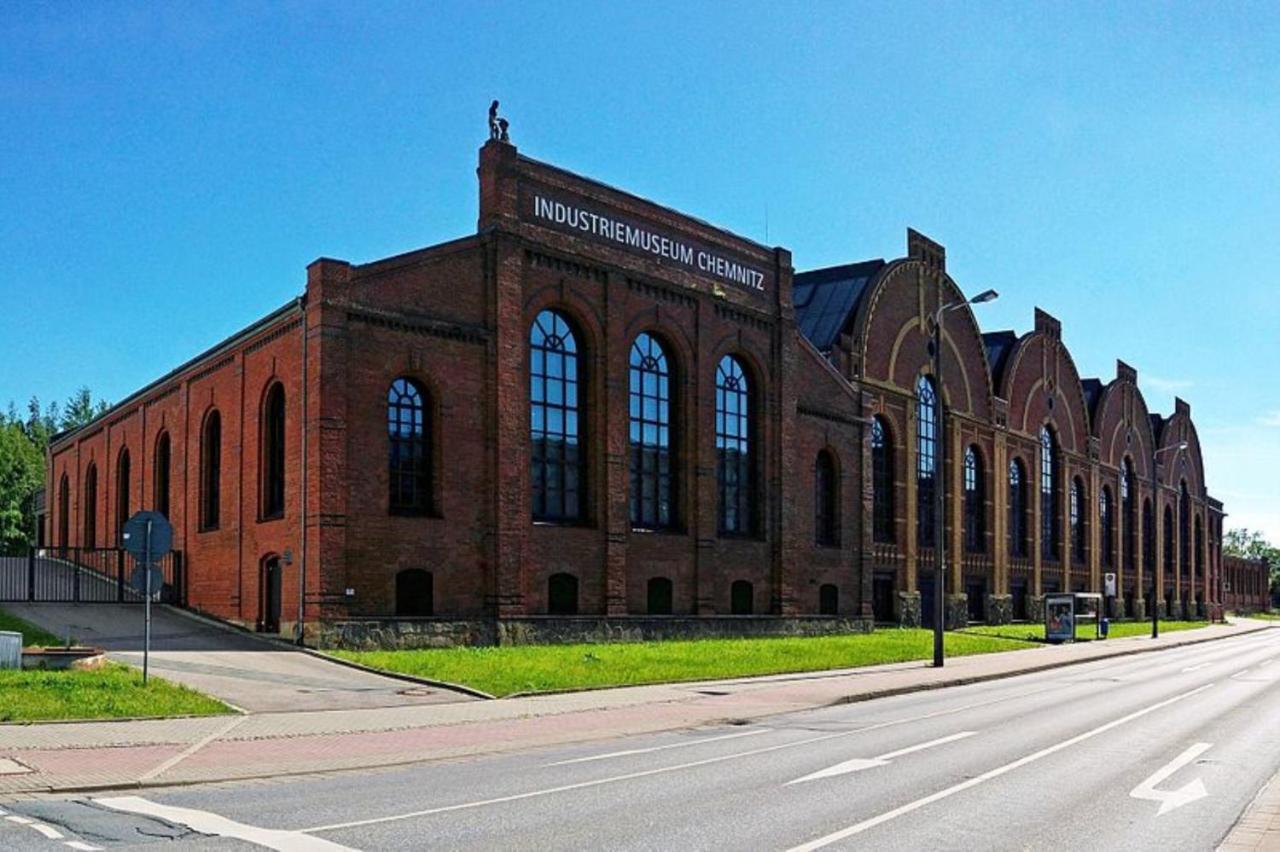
261,383,286,519
83,463,98,548
1194,517,1204,579
115,448,130,544
154,432,171,519
814,450,838,546
58,474,69,547
1143,498,1155,574
1121,459,1135,573
963,446,984,553
200,410,221,531
916,375,938,549
1009,458,1027,558
1179,480,1190,579
1070,478,1085,563
531,310,584,522
1163,504,1175,576
629,333,674,529
1040,427,1059,560
716,355,753,535
871,417,895,544
388,378,430,515
1100,485,1115,568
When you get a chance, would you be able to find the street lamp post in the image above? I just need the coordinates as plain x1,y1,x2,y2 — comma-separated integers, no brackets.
1150,440,1189,639
932,288,999,667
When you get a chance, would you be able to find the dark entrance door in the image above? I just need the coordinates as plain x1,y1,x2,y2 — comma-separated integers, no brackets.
966,580,986,622
261,557,282,633
919,571,937,629
872,572,895,622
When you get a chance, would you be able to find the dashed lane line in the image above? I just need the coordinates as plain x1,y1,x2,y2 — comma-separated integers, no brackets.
544,728,772,766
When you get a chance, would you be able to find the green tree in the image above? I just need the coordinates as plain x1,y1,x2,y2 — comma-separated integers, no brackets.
0,420,43,554
60,386,109,432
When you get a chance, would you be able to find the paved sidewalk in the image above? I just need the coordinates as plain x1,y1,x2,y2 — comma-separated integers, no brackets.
0,619,1271,795
1220,770,1280,851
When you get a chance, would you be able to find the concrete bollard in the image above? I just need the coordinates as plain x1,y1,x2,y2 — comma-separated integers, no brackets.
0,631,21,670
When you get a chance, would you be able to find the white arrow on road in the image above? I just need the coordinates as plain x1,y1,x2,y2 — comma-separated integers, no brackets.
787,731,978,785
1129,742,1212,816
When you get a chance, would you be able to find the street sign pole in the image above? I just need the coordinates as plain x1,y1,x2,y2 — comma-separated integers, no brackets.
144,518,152,685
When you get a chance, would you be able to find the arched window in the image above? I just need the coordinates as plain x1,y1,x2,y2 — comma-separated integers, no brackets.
916,375,938,549
395,569,433,616
531,310,584,522
200,410,221,531
629,333,674,529
1121,459,1135,572
871,417,895,544
115,448,130,545
819,583,839,615
716,355,753,535
963,446,984,553
388,378,431,515
647,577,673,615
1163,505,1175,575
548,572,579,615
1008,458,1027,558
1040,427,1059,560
1070,478,1085,563
814,450,838,546
1100,485,1114,568
1194,516,1204,579
83,462,97,548
1179,481,1190,578
57,474,69,547
730,580,754,615
261,383,286,519
154,432,171,520
1143,498,1155,574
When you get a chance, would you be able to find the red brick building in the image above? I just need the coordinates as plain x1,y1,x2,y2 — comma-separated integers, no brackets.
1222,554,1271,613
44,138,1227,641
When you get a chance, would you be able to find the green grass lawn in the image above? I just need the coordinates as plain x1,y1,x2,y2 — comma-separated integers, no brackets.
333,629,1042,697
962,620,1211,643
0,609,62,647
1234,611,1280,620
0,662,232,723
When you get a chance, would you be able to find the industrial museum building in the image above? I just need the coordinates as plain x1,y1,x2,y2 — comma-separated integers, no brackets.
43,138,1227,642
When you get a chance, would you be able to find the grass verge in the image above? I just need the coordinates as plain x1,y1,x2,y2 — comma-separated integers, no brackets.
0,609,63,647
962,620,1211,643
0,662,232,723
332,629,1042,697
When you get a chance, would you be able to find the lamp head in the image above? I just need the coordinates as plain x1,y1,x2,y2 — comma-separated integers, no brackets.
969,289,999,304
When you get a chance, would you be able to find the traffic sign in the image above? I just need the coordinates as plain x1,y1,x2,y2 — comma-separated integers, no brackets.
130,565,164,598
121,511,172,561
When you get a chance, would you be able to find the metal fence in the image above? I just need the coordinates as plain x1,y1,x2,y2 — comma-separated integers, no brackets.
0,547,184,605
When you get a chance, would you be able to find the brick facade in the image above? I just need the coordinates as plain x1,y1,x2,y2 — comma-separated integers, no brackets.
1222,554,1271,613
44,138,1227,636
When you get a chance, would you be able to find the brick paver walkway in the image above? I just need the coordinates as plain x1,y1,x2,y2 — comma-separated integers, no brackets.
0,620,1271,796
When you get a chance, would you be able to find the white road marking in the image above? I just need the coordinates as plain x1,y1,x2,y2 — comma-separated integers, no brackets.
5,815,32,824
138,715,247,782
29,822,63,840
544,728,771,766
787,731,978,784
1130,742,1212,816
1181,663,1210,673
1232,669,1253,679
1259,658,1275,668
785,683,1215,851
95,796,354,852
302,688,1060,834
65,843,102,851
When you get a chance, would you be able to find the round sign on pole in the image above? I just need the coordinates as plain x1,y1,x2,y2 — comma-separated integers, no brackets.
121,511,173,561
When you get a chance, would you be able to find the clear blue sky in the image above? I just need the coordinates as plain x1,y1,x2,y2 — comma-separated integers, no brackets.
2,2,1277,539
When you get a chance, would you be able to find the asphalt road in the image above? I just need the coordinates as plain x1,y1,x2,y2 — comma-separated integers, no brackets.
4,628,1280,851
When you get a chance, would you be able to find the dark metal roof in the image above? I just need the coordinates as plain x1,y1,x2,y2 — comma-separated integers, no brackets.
793,260,885,352
982,331,1019,392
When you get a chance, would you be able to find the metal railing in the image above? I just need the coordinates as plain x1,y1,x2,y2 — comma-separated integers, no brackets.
0,547,184,605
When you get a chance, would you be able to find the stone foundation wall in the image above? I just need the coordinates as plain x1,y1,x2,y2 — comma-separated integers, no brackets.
312,615,875,650
986,594,1013,625
1108,597,1126,619
1130,598,1147,621
1027,594,1045,624
945,594,969,630
896,592,922,628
